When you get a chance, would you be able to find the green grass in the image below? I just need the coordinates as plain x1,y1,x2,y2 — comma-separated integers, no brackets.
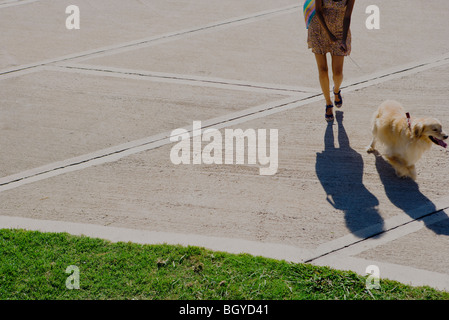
1,229,448,300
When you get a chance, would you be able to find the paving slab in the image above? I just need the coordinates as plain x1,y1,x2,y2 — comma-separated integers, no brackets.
0,0,298,70
356,217,449,275
0,69,284,177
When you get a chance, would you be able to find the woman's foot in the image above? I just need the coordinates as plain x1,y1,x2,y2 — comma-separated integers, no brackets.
325,104,334,122
334,88,343,108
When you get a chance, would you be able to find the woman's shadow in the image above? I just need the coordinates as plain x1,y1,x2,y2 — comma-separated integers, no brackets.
371,149,449,236
315,111,385,238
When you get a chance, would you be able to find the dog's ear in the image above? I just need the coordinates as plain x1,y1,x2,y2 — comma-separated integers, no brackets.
413,122,424,138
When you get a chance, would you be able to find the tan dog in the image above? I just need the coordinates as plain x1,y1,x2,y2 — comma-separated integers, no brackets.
367,100,448,180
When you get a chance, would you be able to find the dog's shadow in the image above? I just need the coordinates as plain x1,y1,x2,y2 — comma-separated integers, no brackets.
315,111,385,238
372,150,449,236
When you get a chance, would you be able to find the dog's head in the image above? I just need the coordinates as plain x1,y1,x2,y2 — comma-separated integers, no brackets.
413,118,448,148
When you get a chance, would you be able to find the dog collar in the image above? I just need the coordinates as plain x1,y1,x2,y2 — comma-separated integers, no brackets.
406,112,411,130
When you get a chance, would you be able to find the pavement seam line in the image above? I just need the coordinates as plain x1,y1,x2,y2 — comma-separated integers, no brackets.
0,4,301,77
0,0,39,8
60,4,302,64
305,207,449,264
48,64,317,95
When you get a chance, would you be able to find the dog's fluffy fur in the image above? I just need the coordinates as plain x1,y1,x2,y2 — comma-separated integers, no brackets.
367,100,448,180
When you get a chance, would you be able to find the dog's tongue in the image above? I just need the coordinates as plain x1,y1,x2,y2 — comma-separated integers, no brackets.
436,138,448,148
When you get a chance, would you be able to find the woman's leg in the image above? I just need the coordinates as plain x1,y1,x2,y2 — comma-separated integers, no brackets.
314,53,333,116
331,55,345,104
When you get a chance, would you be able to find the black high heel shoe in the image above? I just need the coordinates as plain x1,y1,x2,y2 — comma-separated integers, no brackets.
325,104,334,122
334,88,343,108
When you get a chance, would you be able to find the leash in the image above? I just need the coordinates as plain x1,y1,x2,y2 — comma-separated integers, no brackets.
347,55,363,72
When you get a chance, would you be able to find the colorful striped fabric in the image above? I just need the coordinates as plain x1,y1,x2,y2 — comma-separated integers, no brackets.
303,0,316,29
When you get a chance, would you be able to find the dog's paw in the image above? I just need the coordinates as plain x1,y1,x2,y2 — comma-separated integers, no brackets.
407,166,417,181
394,166,410,179
395,172,409,180
394,168,416,180
366,145,376,154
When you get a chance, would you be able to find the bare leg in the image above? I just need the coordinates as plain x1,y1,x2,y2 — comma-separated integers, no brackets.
331,55,344,104
314,53,333,117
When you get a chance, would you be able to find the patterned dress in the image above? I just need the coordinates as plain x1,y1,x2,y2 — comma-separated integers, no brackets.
307,0,351,56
